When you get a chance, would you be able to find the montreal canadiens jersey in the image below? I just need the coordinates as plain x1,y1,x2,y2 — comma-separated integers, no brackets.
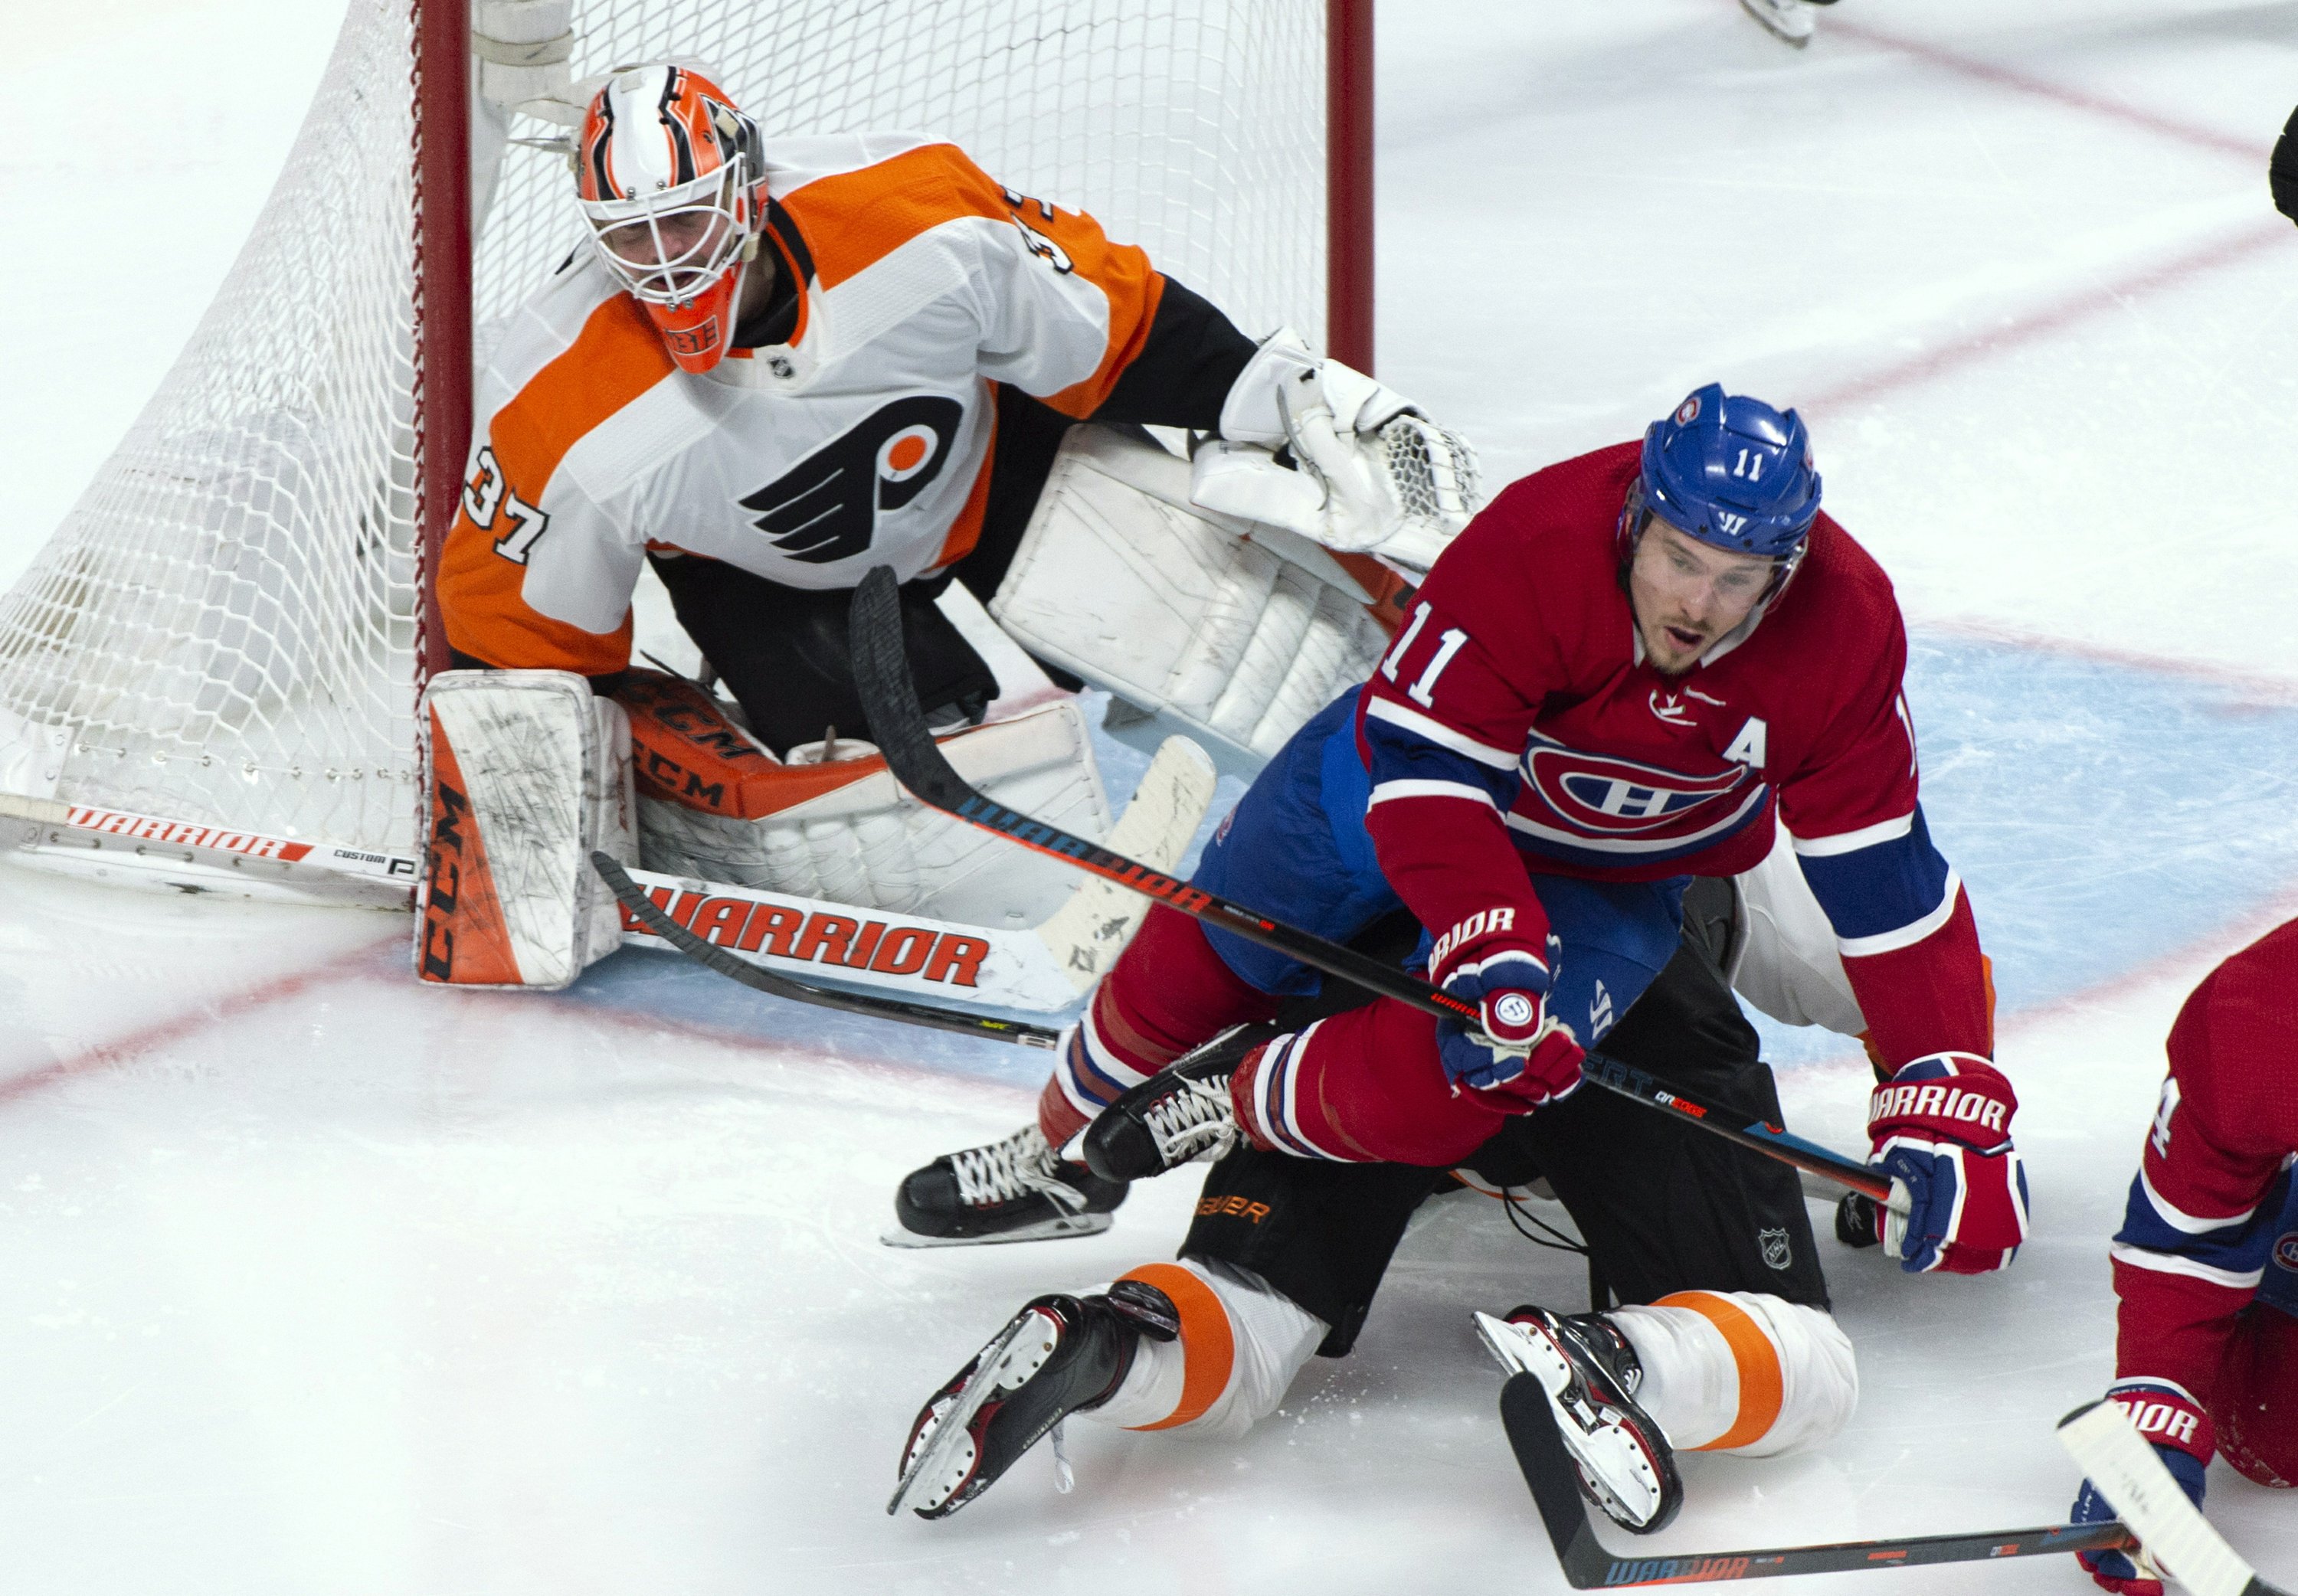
439,133,1174,675
1357,441,1990,1068
2110,918,2298,1404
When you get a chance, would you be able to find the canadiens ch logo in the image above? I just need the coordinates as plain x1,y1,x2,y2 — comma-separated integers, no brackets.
1522,737,1758,837
739,394,963,564
2273,1232,2298,1272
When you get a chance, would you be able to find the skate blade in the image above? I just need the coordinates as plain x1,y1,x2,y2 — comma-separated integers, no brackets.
1472,1311,1570,1397
878,1212,1114,1249
888,1313,1035,1517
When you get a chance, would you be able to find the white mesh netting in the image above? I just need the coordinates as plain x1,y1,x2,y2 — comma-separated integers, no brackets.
0,0,1328,872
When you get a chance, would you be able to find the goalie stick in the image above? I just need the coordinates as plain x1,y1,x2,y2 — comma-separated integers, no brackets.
2057,1400,2290,1596
1501,1374,2134,1588
592,853,1059,1050
849,567,1895,1205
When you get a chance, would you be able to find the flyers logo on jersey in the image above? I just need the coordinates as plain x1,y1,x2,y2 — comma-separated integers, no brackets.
738,394,963,564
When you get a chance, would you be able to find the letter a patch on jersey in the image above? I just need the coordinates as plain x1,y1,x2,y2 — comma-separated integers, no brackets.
738,394,963,564
1723,717,1768,768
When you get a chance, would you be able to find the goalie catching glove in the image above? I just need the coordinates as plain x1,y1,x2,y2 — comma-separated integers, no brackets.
1865,1051,2029,1274
1192,329,1481,576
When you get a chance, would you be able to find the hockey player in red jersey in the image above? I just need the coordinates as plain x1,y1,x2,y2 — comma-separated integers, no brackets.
888,388,2025,1528
2068,918,2298,1592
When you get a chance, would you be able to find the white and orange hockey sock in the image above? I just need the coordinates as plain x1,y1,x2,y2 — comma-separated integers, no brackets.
1082,1260,1326,1440
1609,1291,1857,1457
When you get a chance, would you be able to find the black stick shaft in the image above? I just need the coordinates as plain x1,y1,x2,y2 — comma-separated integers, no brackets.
1501,1375,2133,1588
849,567,1886,1200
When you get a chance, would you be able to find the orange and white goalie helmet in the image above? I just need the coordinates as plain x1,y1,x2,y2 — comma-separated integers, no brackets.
576,62,766,373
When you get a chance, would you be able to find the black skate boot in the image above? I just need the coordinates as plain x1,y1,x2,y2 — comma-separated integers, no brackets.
886,1122,1126,1247
1475,1303,1683,1533
1082,1027,1266,1183
889,1279,1181,1519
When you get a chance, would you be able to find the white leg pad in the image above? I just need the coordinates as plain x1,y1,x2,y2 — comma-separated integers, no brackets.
991,427,1393,764
417,669,635,989
637,699,1111,928
1080,1260,1327,1440
1611,1293,1858,1458
1731,824,1868,1037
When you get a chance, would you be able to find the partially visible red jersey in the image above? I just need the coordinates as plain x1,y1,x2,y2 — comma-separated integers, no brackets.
1355,441,1989,1068
2110,920,2298,1403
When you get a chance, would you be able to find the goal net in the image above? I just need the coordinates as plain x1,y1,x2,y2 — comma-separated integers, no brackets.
0,0,1344,901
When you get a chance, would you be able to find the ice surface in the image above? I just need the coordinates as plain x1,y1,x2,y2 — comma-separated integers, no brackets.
2,0,2298,1590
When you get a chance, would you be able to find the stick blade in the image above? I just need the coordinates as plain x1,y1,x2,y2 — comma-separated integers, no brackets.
1499,1371,1611,1589
2057,1401,2283,1596
1033,734,1216,994
849,566,971,812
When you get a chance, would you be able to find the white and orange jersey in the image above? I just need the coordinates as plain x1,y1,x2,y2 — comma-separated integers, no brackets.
440,133,1173,675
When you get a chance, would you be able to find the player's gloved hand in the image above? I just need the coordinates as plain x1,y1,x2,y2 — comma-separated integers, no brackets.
2070,1380,2213,1595
1430,924,1581,1103
1865,1051,2028,1274
2273,105,2298,226
1195,329,1480,575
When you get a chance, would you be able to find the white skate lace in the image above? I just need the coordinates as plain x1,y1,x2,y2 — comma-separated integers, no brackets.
948,1125,1089,1214
1141,1074,1237,1166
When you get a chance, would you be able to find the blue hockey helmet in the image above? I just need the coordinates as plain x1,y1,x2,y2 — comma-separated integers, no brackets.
1632,384,1821,561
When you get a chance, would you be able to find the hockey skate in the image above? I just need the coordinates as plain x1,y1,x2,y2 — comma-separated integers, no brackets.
1079,1028,1259,1183
1475,1304,1684,1533
885,1123,1125,1247
1740,0,1818,46
889,1280,1180,1518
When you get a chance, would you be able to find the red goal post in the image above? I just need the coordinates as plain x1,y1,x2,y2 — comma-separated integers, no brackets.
0,0,1374,902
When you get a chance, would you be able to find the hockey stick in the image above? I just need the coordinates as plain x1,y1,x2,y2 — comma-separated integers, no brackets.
591,853,1060,1050
1501,1374,2134,1588
849,567,1893,1204
2057,1400,2290,1596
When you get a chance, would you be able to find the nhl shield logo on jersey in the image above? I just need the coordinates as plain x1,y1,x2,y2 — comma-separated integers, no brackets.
739,394,964,564
1760,1227,1794,1271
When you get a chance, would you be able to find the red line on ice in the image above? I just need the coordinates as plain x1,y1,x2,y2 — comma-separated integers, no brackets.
1806,223,2289,414
0,934,401,1104
1921,618,2298,706
1825,18,2270,164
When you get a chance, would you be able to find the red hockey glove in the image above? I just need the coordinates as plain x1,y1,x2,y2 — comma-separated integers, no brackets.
1429,914,1581,1105
1866,1051,2028,1274
2070,1380,2212,1595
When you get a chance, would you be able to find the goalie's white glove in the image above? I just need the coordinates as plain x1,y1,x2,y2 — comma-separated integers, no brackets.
1190,328,1481,576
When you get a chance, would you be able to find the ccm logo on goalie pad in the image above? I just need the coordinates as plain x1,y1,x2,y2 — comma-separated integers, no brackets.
627,888,989,986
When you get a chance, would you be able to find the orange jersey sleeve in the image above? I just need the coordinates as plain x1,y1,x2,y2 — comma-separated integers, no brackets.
437,292,672,674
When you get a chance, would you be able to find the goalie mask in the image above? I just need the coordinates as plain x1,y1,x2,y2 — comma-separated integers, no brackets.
577,63,766,374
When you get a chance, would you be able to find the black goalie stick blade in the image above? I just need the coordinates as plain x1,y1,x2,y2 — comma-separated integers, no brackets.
1498,1374,2136,1588
849,566,1887,1200
591,852,1060,1050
